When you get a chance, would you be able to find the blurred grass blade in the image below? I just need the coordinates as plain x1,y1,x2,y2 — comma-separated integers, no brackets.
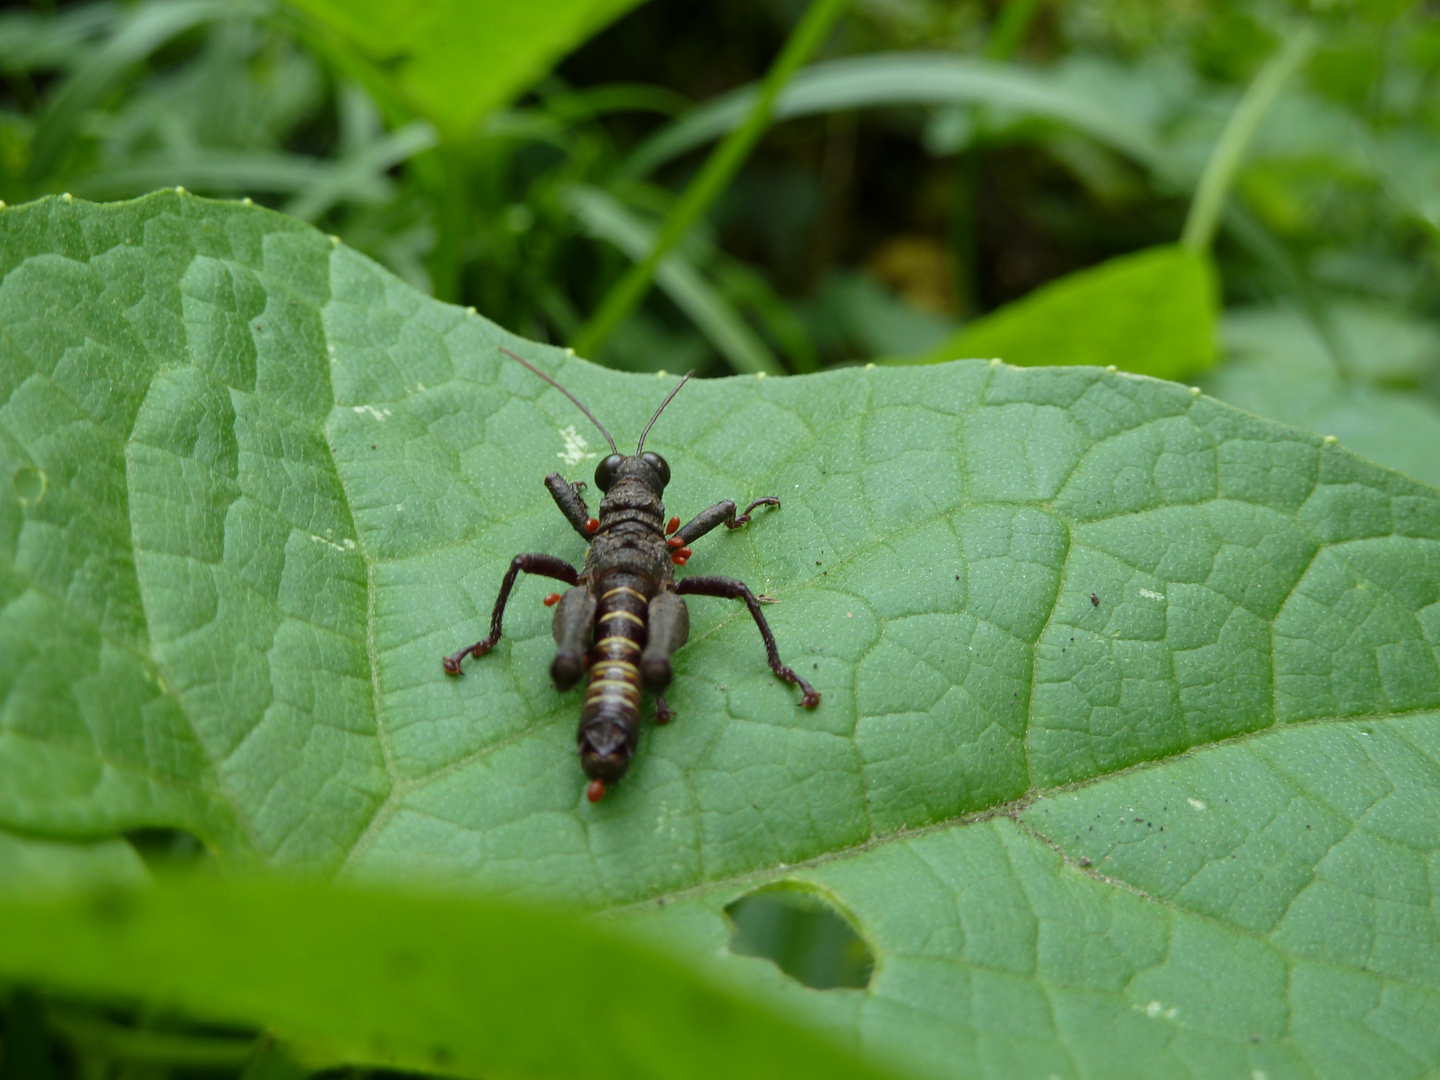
572,0,850,358
1181,25,1319,252
283,120,438,221
540,82,694,123
0,4,118,72
27,0,257,183
73,153,331,200
622,53,1165,180
0,875,901,1080
985,0,1044,60
565,186,783,374
70,126,435,209
900,244,1218,379
712,260,821,372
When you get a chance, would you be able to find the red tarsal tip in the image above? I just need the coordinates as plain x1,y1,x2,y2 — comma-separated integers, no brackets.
584,518,600,533
665,516,680,535
543,593,562,606
677,546,692,558
667,535,685,548
672,554,689,566
586,779,606,802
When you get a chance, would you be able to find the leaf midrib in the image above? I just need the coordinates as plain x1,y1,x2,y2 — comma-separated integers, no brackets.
322,366,1423,897
598,707,1438,917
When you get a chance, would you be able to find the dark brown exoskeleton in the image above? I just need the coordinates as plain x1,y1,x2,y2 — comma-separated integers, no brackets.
443,347,820,802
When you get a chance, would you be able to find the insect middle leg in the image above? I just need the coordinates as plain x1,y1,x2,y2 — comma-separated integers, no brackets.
443,553,580,674
672,497,780,546
676,574,820,707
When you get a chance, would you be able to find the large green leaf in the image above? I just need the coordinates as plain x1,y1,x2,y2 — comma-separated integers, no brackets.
5,193,1440,1078
905,244,1219,379
283,0,648,137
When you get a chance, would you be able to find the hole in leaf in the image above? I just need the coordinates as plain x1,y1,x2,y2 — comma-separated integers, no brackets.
122,828,207,870
12,466,44,504
725,886,873,989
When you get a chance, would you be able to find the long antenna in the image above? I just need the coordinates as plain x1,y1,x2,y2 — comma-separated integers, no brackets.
499,345,616,455
636,370,694,453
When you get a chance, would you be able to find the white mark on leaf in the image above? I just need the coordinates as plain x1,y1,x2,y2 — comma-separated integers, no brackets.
353,405,392,421
1188,797,1207,811
1139,1001,1178,1021
558,425,598,468
1138,588,1165,601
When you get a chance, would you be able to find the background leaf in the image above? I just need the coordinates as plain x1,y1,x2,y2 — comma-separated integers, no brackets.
5,193,1440,1078
284,0,649,136
1204,305,1440,488
905,244,1219,379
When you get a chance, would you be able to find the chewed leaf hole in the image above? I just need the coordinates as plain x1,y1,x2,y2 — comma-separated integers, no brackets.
725,886,873,990
12,465,44,503
122,828,208,869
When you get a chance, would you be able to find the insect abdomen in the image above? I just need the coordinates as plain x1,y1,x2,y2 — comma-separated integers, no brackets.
577,577,653,785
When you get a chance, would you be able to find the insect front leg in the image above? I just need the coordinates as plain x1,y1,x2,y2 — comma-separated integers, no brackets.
640,592,689,723
676,575,819,707
545,473,599,540
443,553,580,674
550,586,595,690
672,497,780,547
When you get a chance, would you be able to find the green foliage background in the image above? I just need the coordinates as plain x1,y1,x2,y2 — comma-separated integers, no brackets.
1,1,1440,1078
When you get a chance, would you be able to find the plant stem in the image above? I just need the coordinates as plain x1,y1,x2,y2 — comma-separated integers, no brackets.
1181,25,1318,253
986,0,1044,60
571,0,851,360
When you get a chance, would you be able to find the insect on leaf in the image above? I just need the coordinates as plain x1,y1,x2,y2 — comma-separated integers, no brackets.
4,193,1440,1080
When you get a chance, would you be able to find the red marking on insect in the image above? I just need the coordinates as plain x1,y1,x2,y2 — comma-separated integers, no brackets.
543,593,562,607
587,779,606,803
665,516,680,535
672,551,690,566
667,535,685,548
584,518,600,533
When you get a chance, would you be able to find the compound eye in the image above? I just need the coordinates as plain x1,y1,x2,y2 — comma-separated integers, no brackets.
640,451,670,487
594,454,624,492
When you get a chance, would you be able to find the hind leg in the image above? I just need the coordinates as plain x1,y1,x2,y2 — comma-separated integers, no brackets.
641,592,689,723
676,575,819,707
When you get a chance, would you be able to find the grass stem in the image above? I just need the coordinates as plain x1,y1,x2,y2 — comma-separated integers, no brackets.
1181,25,1318,253
571,0,851,360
